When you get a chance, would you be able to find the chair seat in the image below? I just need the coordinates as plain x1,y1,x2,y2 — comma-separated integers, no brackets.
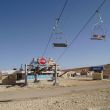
53,43,67,47
91,34,106,40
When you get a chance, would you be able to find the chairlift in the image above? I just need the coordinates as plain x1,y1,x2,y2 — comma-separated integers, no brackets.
52,32,68,47
91,10,106,40
52,20,68,47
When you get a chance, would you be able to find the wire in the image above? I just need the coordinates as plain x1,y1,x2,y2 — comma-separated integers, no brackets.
42,0,69,57
42,32,53,57
56,0,107,63
57,0,69,23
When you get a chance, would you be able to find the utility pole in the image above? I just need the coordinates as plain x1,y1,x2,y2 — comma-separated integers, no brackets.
25,64,28,86
53,64,59,86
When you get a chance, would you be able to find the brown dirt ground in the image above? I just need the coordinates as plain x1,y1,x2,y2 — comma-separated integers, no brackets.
0,77,110,110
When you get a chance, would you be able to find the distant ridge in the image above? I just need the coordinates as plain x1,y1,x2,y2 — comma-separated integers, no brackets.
62,64,110,74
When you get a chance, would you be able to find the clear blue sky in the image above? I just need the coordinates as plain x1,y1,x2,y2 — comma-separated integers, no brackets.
0,0,110,70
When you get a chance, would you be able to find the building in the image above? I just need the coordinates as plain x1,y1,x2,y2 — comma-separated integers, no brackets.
1,70,17,85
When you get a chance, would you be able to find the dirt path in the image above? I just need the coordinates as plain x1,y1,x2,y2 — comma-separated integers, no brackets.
0,79,110,101
0,79,110,110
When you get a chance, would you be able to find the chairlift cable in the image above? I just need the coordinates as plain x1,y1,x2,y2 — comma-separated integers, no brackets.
56,0,69,23
42,32,53,57
42,0,69,57
56,0,107,63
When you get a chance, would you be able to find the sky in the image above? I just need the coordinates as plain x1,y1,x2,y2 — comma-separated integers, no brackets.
0,0,110,70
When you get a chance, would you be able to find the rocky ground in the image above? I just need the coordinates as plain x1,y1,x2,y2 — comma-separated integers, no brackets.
0,77,110,110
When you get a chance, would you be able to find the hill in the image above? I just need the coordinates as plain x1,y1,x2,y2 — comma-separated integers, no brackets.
62,64,110,75
104,64,110,74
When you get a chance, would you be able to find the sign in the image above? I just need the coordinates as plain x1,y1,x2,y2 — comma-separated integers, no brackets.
27,74,54,81
37,74,53,81
89,66,104,72
38,57,46,65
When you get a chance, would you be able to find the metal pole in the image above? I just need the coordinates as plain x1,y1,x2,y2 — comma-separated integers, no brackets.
25,64,28,86
34,70,37,83
53,64,59,86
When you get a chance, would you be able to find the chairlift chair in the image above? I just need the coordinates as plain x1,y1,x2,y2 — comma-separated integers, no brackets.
52,31,68,47
52,35,68,47
91,10,106,41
